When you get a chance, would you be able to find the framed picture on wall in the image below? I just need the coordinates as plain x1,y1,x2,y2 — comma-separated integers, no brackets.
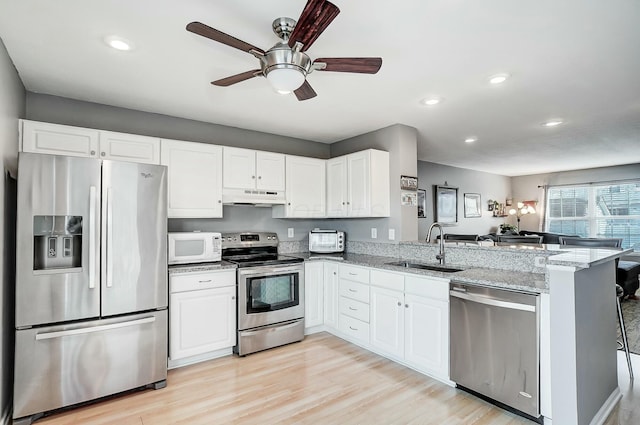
464,193,482,218
434,185,458,223
417,189,426,218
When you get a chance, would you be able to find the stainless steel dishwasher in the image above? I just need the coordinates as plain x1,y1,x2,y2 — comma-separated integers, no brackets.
449,281,540,421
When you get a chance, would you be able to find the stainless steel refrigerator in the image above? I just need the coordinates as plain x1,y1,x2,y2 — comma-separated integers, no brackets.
13,153,168,424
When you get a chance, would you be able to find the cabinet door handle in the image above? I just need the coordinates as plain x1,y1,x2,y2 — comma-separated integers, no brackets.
397,301,402,306
232,296,236,300
405,304,409,308
258,176,262,180
349,306,357,311
349,326,358,331
101,152,106,157
252,175,255,179
218,200,222,204
90,150,96,156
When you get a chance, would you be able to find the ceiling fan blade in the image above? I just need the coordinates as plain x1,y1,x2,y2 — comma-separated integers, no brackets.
288,0,340,52
294,80,317,101
314,57,383,74
187,21,265,56
211,70,262,87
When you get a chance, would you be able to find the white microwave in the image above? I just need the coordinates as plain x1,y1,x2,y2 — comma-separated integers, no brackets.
309,229,345,253
168,232,222,265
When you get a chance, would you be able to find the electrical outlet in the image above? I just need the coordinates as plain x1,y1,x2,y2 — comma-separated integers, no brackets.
287,228,294,238
388,229,395,240
371,228,377,239
535,256,546,267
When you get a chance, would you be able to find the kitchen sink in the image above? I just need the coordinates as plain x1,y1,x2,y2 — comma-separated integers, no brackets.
385,261,462,273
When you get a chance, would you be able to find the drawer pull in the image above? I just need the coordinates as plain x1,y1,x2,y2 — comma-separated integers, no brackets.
397,301,401,306
348,289,357,292
198,279,212,283
349,326,358,331
348,306,358,311
348,272,357,276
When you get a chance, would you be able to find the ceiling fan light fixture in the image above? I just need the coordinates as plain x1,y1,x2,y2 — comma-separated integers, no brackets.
266,66,306,92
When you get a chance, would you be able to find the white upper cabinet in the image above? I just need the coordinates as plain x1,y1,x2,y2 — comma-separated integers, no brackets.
223,147,285,191
21,120,99,158
273,155,326,218
326,156,348,217
99,131,160,164
326,149,390,217
161,139,223,218
256,151,286,190
20,120,160,164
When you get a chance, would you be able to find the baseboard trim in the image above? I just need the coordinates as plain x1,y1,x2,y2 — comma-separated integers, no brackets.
590,387,622,425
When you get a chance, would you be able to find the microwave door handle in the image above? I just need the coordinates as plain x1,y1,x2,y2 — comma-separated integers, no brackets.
106,188,113,288
88,186,97,289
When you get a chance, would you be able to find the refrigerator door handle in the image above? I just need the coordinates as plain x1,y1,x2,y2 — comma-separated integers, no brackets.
89,186,97,289
34,316,156,340
106,187,113,288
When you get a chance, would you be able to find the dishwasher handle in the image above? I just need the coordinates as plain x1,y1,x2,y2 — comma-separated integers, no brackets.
450,290,536,312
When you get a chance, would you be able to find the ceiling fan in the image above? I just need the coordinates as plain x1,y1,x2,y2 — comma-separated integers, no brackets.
186,0,382,101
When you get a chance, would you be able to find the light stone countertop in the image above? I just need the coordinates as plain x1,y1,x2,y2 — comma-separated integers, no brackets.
544,245,633,268
290,252,548,294
168,261,237,275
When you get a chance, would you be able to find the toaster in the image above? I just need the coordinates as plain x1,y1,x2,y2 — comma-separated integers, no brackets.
309,229,345,253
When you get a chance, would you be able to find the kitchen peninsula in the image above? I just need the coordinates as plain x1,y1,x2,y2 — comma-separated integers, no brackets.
290,241,628,425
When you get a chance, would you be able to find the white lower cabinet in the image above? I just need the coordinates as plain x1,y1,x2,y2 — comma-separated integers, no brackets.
338,264,370,345
370,286,404,359
304,262,324,329
404,293,448,379
323,262,339,330
169,269,236,367
367,269,450,382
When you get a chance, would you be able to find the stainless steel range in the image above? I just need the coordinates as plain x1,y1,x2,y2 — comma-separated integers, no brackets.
222,232,305,356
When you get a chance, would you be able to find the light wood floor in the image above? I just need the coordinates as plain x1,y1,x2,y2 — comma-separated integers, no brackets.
33,332,640,425
37,333,534,425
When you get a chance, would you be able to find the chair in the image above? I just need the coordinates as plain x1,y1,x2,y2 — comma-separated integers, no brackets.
558,236,622,248
558,236,633,379
497,235,543,244
441,233,479,241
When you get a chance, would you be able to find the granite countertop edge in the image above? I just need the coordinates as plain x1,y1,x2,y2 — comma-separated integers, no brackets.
290,252,548,294
168,261,238,274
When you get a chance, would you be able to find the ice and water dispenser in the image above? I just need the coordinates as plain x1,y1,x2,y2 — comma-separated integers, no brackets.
33,216,82,270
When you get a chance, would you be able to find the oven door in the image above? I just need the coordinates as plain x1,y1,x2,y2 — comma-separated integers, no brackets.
237,264,305,331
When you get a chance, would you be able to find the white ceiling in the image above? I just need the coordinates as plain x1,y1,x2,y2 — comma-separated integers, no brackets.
1,0,639,176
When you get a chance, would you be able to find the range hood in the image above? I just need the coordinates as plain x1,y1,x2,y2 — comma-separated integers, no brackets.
222,188,286,206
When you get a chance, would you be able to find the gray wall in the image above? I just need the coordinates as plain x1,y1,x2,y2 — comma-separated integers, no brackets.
330,124,419,242
0,37,24,425
511,163,640,232
417,161,512,240
168,206,333,244
25,93,330,159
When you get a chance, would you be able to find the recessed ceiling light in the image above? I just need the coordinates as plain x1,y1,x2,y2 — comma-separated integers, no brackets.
489,73,509,84
543,119,564,127
104,36,133,51
420,97,442,106
464,137,477,143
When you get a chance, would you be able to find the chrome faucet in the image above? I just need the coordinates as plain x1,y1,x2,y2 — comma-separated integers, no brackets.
426,222,446,265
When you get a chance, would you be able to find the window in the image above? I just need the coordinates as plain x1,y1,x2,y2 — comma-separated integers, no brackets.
546,181,640,249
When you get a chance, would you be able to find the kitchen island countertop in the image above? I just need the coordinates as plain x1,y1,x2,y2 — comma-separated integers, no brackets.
289,252,548,294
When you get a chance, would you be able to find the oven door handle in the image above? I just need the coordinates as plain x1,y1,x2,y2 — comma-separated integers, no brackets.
238,265,303,276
